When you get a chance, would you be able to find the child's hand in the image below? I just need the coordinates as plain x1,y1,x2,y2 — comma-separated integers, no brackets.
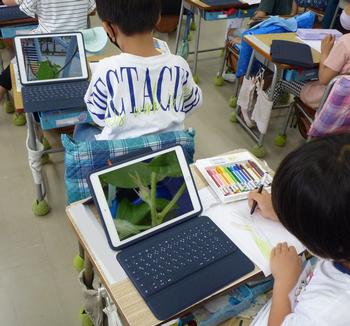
270,243,302,294
248,189,278,221
321,35,335,56
254,11,267,19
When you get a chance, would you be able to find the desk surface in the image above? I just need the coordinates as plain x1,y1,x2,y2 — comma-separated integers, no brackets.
244,33,321,68
66,158,261,326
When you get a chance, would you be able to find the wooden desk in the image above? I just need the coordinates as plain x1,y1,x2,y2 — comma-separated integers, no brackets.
175,0,257,79
244,33,321,68
10,55,106,216
233,32,320,157
66,157,262,326
0,17,37,28
10,54,105,112
185,0,250,11
10,63,23,111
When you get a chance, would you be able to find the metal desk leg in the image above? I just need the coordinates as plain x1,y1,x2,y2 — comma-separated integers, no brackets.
192,12,202,80
26,113,50,216
79,242,85,260
215,45,227,86
330,3,340,29
278,101,295,140
74,241,86,272
0,50,3,72
83,253,94,290
175,0,185,54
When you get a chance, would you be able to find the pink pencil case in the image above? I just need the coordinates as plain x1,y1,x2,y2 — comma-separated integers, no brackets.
296,29,343,40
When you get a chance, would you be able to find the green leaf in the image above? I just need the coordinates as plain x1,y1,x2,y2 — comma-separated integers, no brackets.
100,152,183,189
100,162,153,188
149,151,183,178
115,219,151,240
116,198,150,225
37,60,61,80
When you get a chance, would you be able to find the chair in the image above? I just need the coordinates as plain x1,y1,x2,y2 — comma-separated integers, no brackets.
276,75,350,144
62,129,196,204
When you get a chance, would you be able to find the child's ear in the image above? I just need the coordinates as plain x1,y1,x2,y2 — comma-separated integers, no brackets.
102,21,116,42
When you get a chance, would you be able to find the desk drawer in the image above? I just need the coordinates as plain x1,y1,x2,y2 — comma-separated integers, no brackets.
283,68,319,82
203,7,257,21
39,109,92,130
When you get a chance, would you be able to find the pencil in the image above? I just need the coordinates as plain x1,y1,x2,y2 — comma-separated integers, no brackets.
250,173,268,215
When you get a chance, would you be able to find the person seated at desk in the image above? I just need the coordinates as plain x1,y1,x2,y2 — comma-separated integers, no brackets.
76,0,202,141
0,0,96,103
248,133,350,326
254,0,298,19
156,0,182,33
227,0,298,51
271,31,350,109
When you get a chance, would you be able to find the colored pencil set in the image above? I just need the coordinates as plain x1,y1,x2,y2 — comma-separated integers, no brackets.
205,160,271,197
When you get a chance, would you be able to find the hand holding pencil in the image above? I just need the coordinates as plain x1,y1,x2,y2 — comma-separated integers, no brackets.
248,189,279,221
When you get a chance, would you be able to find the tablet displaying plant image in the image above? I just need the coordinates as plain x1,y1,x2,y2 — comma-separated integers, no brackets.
20,35,83,81
98,151,194,241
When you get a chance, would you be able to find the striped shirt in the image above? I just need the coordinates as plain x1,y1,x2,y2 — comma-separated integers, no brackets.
16,0,96,34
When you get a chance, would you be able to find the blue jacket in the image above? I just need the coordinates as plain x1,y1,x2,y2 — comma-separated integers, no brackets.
236,12,316,77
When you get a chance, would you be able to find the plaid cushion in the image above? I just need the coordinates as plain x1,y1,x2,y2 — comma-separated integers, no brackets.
62,130,196,204
309,77,350,138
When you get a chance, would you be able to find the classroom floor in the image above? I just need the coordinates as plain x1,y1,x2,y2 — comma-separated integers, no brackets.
0,17,304,326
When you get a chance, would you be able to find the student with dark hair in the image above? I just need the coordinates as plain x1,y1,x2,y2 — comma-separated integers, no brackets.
78,0,202,141
248,133,350,326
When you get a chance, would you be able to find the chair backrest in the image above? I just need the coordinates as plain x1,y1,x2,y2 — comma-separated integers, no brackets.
309,75,350,137
62,129,196,204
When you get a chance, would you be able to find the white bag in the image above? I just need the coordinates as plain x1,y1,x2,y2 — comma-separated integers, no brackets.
252,79,273,134
78,270,104,326
237,76,256,128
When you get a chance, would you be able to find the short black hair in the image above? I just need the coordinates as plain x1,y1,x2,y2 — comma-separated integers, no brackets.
272,134,350,261
96,0,161,36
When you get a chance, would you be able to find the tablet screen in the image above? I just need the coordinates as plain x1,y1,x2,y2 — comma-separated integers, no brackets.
89,146,202,248
19,35,84,82
99,151,194,241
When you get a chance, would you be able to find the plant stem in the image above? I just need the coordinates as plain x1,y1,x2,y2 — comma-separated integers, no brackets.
158,183,186,223
150,172,158,226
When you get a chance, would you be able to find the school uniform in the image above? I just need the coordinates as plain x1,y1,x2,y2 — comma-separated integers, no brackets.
84,53,202,141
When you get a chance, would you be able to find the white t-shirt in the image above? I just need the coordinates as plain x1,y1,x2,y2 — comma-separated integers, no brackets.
281,260,350,326
17,0,96,33
85,53,202,140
